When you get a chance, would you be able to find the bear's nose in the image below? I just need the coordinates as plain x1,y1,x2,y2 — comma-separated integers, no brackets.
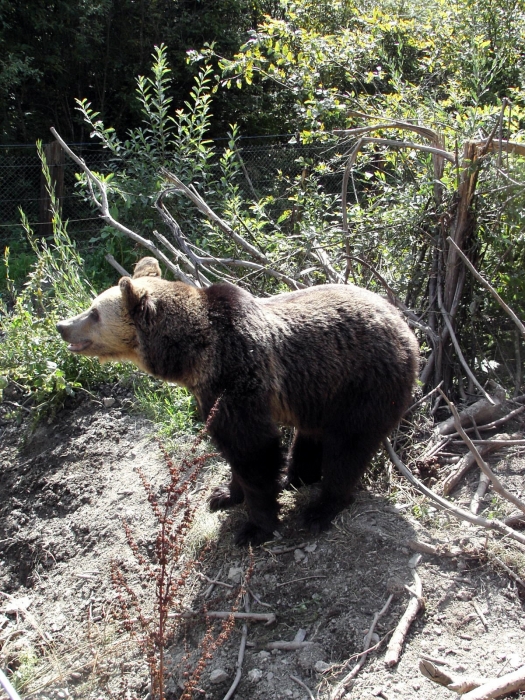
56,320,67,337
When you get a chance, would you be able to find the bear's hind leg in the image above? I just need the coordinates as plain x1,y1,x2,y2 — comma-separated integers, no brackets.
286,431,323,488
209,473,245,511
303,430,380,534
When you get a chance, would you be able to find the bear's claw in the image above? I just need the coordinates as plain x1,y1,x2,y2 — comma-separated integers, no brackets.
208,485,236,511
234,521,274,547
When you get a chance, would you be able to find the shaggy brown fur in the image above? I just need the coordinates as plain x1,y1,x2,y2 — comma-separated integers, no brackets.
57,257,419,545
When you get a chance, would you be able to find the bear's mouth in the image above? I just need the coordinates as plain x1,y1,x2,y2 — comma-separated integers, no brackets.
68,340,93,353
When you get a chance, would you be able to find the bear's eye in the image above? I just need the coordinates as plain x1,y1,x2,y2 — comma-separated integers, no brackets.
90,308,100,322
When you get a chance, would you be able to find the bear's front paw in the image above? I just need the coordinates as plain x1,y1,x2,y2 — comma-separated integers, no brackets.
302,497,352,535
208,485,236,511
234,521,275,547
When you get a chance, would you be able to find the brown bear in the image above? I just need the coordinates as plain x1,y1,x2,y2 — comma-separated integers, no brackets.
57,257,419,545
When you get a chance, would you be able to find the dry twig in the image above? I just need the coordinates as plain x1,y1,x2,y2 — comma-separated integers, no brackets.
384,568,423,667
290,674,316,700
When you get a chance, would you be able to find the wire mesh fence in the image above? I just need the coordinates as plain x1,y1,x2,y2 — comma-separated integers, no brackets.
0,137,345,250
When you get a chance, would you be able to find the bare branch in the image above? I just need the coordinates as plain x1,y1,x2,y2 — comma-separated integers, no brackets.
437,281,494,403
384,568,424,667
160,168,268,264
384,438,525,547
50,128,195,286
105,254,129,277
447,236,525,340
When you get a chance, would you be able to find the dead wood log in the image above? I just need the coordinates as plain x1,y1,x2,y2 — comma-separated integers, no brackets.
460,665,525,700
441,433,518,496
419,658,487,693
436,387,506,436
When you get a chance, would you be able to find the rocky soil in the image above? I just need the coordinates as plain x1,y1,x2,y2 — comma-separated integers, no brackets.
1,386,525,700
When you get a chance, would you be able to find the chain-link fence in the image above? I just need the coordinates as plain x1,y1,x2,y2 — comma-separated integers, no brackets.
0,137,344,250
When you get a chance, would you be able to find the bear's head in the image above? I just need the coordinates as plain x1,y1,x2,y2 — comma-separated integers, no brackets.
56,257,164,370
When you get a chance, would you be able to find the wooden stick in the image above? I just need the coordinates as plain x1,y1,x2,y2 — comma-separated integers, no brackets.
384,569,423,667
460,665,525,699
330,594,394,700
470,472,490,514
167,610,276,625
266,641,313,650
439,390,525,516
419,659,486,693
384,438,525,546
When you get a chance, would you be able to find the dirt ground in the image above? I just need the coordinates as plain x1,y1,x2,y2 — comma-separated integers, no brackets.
1,385,525,700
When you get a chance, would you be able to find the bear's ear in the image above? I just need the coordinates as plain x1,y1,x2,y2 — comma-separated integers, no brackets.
133,257,162,279
119,277,157,326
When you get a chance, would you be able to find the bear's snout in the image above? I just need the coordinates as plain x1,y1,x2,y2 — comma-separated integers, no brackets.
56,316,93,353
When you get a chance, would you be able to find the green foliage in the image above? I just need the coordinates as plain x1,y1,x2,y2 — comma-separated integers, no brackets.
133,377,197,439
206,0,525,133
0,143,129,413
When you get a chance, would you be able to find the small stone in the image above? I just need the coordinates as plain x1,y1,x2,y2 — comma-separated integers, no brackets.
456,589,473,601
266,671,274,681
258,650,271,661
294,548,306,562
296,643,327,671
102,397,116,408
314,660,331,673
210,669,228,684
227,567,243,583
304,543,317,553
248,668,263,683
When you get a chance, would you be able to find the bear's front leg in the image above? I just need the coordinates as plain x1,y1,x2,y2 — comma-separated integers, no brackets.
207,402,283,546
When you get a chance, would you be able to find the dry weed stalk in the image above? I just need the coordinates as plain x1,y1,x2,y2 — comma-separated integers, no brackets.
111,402,234,700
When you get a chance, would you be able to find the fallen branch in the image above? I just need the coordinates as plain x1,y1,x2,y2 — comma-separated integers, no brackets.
436,388,506,436
440,390,525,516
330,594,394,700
442,436,512,497
445,405,525,437
419,658,487,693
407,540,463,558
461,665,525,700
266,641,313,650
384,438,525,546
470,472,490,514
384,568,424,667
167,610,276,625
